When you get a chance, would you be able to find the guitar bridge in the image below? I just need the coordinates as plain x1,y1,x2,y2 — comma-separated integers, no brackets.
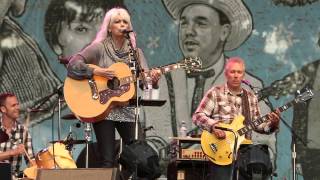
210,143,218,153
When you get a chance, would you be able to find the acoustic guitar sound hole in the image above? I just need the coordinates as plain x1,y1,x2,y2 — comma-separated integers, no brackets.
107,77,120,90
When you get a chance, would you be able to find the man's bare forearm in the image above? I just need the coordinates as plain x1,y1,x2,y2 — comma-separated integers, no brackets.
0,149,15,161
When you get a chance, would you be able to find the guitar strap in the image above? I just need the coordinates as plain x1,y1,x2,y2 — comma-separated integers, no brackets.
241,89,252,139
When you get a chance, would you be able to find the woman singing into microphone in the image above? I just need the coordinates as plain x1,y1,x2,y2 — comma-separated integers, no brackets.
67,6,160,170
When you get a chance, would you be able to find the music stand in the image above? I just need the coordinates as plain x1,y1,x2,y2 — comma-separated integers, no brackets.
129,98,166,107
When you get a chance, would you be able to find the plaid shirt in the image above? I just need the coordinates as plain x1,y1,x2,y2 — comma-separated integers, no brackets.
0,118,34,173
192,84,261,138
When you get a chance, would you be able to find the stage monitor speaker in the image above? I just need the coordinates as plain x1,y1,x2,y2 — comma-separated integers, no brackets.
36,168,119,180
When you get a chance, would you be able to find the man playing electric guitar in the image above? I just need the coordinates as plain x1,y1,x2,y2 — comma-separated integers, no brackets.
192,57,280,180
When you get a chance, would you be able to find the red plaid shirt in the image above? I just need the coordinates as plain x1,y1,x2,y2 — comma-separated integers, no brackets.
192,84,261,136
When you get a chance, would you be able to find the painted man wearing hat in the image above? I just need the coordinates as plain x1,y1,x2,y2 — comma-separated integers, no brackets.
144,0,277,175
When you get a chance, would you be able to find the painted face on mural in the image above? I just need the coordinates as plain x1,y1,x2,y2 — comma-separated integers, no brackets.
57,2,104,56
179,4,229,68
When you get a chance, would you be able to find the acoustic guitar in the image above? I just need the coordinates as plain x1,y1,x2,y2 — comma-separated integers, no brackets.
200,88,313,165
64,57,202,122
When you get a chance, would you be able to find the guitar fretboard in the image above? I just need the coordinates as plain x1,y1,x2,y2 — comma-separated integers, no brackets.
237,99,296,136
144,64,180,76
119,76,136,86
118,63,182,86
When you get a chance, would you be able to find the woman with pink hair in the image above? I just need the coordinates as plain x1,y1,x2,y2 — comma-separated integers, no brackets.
67,7,159,170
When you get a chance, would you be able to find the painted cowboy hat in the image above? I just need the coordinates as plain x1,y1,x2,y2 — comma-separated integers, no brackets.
162,0,253,51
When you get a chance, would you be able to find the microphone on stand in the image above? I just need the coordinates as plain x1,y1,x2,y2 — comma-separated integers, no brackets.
65,127,74,151
143,126,154,132
241,79,255,90
55,84,64,92
241,79,269,102
120,29,134,34
241,79,259,96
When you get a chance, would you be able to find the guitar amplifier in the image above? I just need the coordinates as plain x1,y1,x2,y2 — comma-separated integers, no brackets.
169,137,208,161
181,149,207,160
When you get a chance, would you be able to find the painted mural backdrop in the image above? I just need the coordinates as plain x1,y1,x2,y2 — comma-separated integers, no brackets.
1,0,320,179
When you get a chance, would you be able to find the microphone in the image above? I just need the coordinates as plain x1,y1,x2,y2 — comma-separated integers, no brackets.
54,84,64,94
143,126,154,132
56,84,63,90
66,133,73,141
241,79,254,88
241,79,260,98
66,130,73,141
65,128,74,151
214,126,233,131
121,29,134,34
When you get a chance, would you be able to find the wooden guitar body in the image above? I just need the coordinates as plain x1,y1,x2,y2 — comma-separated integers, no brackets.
64,63,135,122
64,57,202,122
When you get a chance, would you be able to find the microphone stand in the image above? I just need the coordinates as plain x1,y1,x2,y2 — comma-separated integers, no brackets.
231,131,239,180
124,32,145,140
264,99,306,180
247,83,307,180
124,31,143,180
57,97,63,140
31,85,64,140
84,123,92,168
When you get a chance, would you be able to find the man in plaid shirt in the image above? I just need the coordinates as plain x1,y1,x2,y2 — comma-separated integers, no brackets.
0,93,34,176
192,57,280,179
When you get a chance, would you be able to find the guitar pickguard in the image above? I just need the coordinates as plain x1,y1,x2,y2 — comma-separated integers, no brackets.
99,84,130,104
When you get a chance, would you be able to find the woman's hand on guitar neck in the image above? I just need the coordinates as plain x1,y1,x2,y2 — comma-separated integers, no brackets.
93,67,115,79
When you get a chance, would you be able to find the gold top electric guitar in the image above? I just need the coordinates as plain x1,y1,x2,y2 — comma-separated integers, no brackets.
64,57,202,122
200,88,313,165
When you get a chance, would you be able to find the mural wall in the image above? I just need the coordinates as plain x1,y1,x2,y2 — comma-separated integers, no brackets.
1,0,320,179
